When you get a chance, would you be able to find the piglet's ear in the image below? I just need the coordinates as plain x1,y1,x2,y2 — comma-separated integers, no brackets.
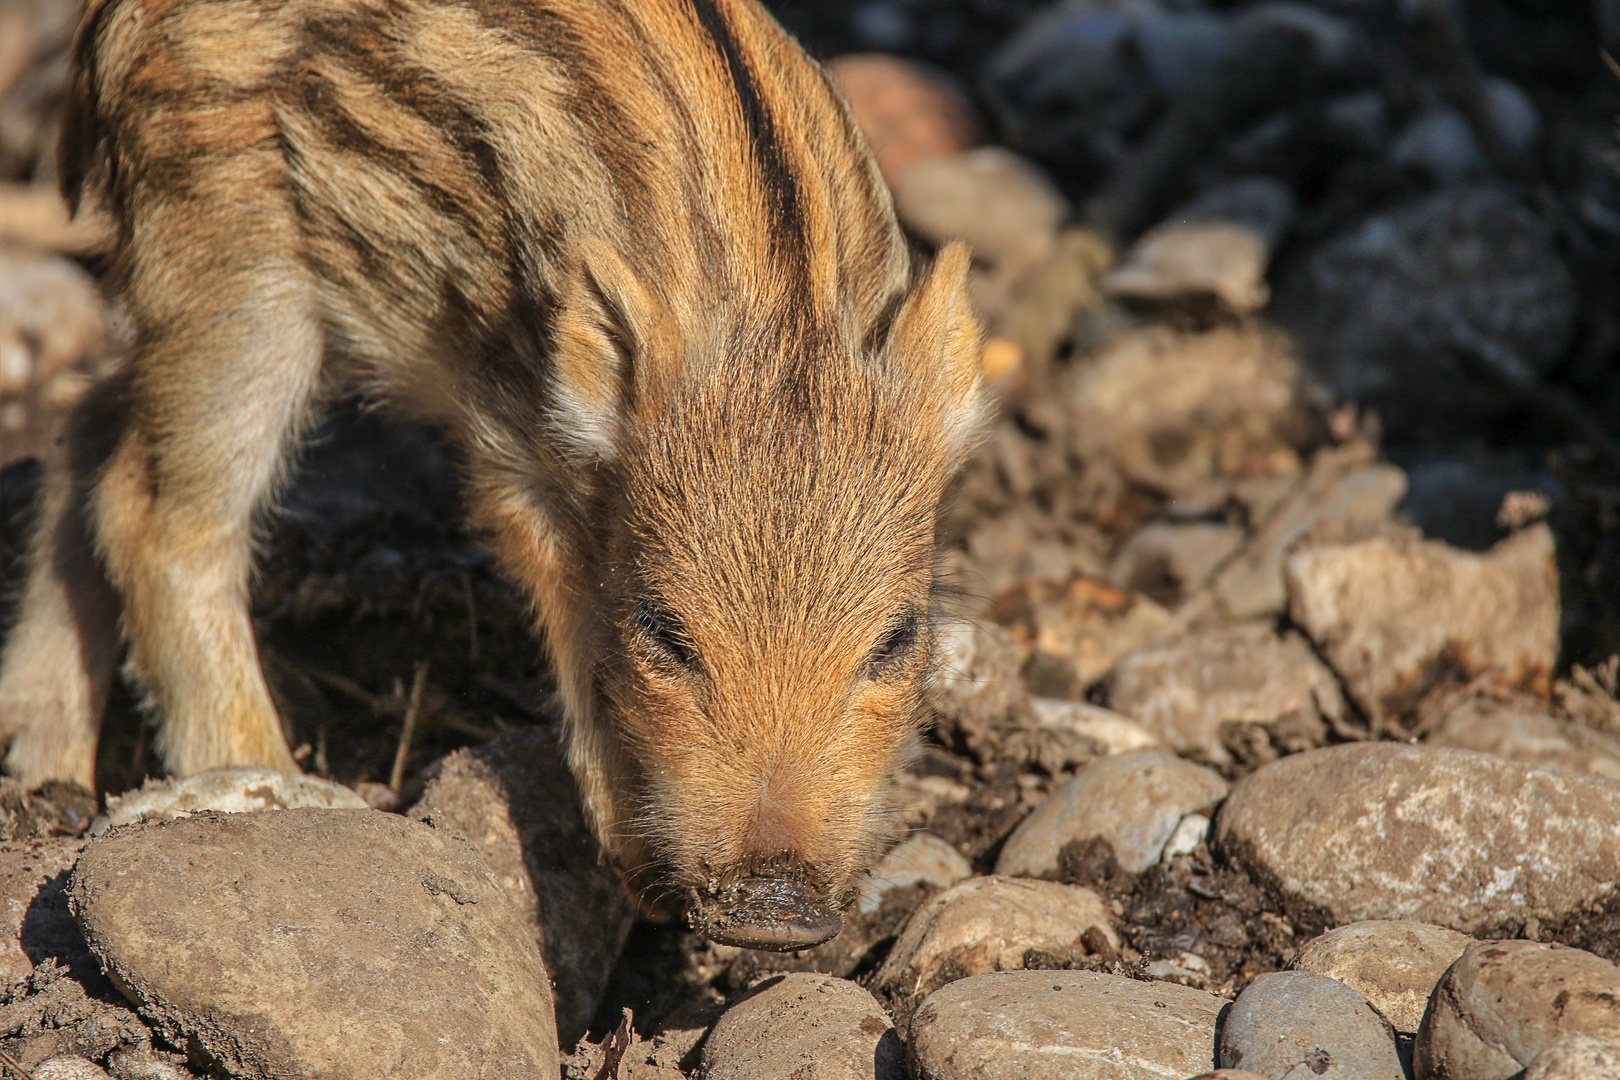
550,239,659,460
885,241,987,460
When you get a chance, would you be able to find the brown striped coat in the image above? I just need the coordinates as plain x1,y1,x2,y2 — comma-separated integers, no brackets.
0,0,985,947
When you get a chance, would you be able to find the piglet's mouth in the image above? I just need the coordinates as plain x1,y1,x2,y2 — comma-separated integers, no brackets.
688,876,844,951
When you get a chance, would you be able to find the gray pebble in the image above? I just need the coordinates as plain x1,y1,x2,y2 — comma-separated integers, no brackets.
1219,971,1403,1079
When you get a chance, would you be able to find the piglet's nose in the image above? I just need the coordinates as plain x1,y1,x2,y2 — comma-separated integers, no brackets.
690,876,843,951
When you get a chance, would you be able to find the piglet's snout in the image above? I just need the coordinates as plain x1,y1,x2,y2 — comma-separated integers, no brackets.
690,874,844,951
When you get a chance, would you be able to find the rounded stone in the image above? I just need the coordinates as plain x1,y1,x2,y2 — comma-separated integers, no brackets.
409,729,635,1048
996,749,1228,877
857,833,972,915
1290,921,1473,1033
70,808,559,1080
1107,627,1344,765
1415,940,1620,1079
701,973,902,1080
873,876,1118,1004
1522,1034,1620,1079
1215,743,1620,934
909,970,1226,1079
1218,971,1403,1079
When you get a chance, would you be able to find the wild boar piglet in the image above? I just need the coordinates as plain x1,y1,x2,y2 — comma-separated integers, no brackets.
0,0,986,948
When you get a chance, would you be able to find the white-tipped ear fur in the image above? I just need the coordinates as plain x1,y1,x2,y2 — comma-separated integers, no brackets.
887,241,987,459
550,238,657,460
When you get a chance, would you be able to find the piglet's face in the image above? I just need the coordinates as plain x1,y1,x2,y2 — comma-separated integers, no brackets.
549,244,984,948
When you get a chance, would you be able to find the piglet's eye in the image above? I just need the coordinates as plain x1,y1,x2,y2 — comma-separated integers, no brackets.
867,611,919,679
635,595,698,669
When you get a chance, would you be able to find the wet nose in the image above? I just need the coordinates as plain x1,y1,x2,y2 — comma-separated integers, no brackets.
691,876,844,951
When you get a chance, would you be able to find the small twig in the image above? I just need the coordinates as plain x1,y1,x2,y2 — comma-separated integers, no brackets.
0,1045,36,1080
389,662,429,795
308,669,389,713
462,572,480,665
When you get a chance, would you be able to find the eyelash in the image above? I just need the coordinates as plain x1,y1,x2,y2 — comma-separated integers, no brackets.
868,612,919,678
635,595,698,668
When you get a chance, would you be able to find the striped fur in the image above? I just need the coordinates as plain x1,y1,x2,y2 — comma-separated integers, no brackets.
2,0,986,930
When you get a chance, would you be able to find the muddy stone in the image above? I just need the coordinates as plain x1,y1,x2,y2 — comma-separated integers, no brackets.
1219,971,1403,1079
1290,920,1472,1033
1277,186,1575,439
873,876,1118,1005
989,574,1179,699
701,973,902,1080
1030,699,1161,761
1109,521,1245,608
1286,523,1558,724
1522,1034,1620,1079
908,970,1225,1080
0,838,86,986
1107,626,1343,766
69,809,559,1080
1415,941,1620,1080
1216,744,1620,934
996,750,1228,877
409,728,635,1047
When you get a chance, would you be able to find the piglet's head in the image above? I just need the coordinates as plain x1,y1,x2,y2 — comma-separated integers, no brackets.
542,242,984,950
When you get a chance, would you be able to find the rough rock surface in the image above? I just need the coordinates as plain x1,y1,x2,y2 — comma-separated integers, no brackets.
908,970,1225,1079
1204,457,1407,622
0,838,88,985
1521,1034,1620,1079
995,750,1228,877
1415,940,1620,1080
33,1058,110,1080
70,809,559,1080
1218,971,1403,1079
1107,626,1344,765
873,877,1118,1004
990,574,1179,699
409,728,635,1046
701,973,902,1080
1062,325,1315,501
99,768,368,830
1285,523,1558,723
1217,743,1620,934
1425,694,1620,780
104,1047,196,1079
1290,920,1473,1033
